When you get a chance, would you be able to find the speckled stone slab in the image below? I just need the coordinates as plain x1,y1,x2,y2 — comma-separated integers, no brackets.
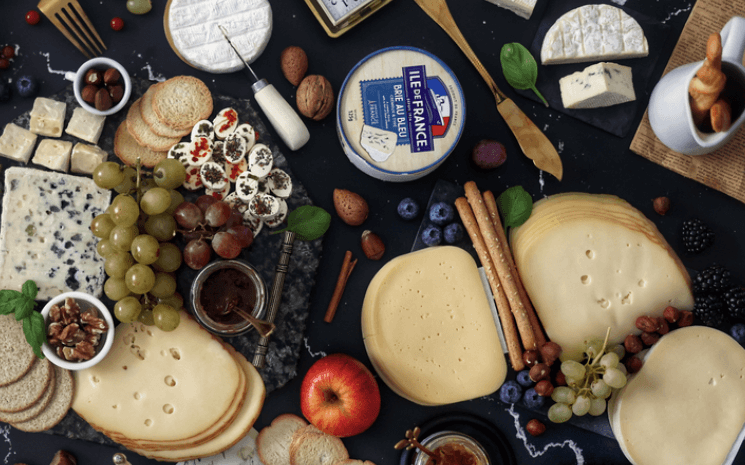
4,78,321,447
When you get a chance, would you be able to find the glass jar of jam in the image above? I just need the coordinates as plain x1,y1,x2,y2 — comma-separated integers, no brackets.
414,431,490,465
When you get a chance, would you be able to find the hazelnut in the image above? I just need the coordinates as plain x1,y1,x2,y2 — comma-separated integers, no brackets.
280,46,308,86
554,370,566,386
653,196,670,215
538,341,562,366
50,450,77,465
84,68,103,86
360,230,385,260
108,83,124,104
678,310,694,327
657,317,670,335
663,305,680,323
624,334,643,354
103,67,121,85
635,315,660,333
94,88,112,111
526,419,546,437
81,84,98,104
534,379,554,397
624,356,643,374
640,331,660,346
522,349,539,368
297,75,334,121
529,362,550,382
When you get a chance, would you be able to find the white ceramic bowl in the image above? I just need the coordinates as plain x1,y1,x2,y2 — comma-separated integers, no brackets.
65,57,132,116
40,292,115,370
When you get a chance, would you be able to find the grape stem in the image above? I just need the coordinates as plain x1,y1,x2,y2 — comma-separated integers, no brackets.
576,327,613,396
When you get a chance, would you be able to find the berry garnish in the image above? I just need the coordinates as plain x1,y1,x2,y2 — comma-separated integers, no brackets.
693,294,725,327
516,369,533,387
724,286,745,321
522,387,546,409
15,75,38,98
1,46,14,59
429,201,455,225
681,218,715,254
396,197,419,220
443,222,464,244
421,225,442,247
499,380,523,404
25,10,41,25
0,58,9,70
692,264,731,294
730,323,745,345
110,17,124,31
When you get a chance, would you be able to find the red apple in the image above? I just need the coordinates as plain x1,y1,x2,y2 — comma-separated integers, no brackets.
300,353,381,437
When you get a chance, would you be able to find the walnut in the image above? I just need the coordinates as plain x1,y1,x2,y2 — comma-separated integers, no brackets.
296,75,334,121
47,321,63,339
83,332,100,347
46,298,108,362
49,304,62,323
80,312,108,333
60,302,80,326
59,323,82,345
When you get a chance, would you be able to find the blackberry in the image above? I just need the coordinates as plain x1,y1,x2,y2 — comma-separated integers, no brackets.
693,264,732,294
693,294,725,327
723,286,745,321
681,218,714,253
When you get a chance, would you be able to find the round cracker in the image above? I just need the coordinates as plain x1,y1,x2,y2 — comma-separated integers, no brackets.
0,365,56,423
152,76,213,131
0,357,52,412
11,366,74,432
0,315,36,387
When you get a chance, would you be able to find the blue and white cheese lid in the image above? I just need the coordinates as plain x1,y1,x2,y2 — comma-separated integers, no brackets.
337,46,466,182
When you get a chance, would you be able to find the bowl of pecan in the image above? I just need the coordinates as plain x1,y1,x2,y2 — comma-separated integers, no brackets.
40,292,114,370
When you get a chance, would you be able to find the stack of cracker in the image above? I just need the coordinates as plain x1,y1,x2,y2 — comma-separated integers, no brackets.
0,315,74,432
115,76,213,167
72,311,265,462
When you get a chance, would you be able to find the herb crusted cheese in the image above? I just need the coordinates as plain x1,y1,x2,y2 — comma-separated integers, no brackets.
0,167,111,299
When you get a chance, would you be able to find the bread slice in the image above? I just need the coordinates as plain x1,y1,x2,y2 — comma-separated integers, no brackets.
126,98,182,152
152,76,213,131
0,357,52,412
113,122,168,168
0,315,36,387
257,414,308,465
0,366,55,423
333,461,377,465
140,84,190,138
11,366,73,432
289,428,349,465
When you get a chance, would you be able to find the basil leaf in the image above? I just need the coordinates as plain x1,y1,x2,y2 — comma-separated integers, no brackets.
22,312,46,360
497,186,533,231
500,43,548,107
0,290,20,315
14,298,34,321
272,206,331,242
22,280,38,301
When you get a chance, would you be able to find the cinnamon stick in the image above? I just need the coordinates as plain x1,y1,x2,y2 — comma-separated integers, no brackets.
324,251,357,323
464,181,536,351
483,190,546,347
455,197,525,371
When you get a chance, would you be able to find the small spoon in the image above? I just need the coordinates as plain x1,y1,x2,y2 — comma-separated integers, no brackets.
218,301,276,338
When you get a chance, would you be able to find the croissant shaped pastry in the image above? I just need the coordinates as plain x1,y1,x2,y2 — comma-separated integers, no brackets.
688,33,731,132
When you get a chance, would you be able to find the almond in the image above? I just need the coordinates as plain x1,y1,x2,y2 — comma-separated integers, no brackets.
94,88,112,111
81,84,98,104
280,46,308,86
333,189,368,226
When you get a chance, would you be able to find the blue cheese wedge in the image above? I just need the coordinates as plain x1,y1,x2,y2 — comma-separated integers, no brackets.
71,143,108,175
65,107,106,144
0,167,110,299
559,62,636,109
0,123,37,163
483,0,536,19
32,139,73,172
29,98,66,138
360,124,396,162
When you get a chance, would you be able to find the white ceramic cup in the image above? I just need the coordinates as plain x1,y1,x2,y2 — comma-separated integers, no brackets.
64,57,132,116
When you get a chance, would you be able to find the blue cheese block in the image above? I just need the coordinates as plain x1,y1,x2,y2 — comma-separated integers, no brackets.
559,62,636,109
0,167,111,299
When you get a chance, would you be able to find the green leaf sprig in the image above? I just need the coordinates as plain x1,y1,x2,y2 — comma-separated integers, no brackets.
0,280,46,359
500,43,548,107
272,205,331,241
497,186,533,233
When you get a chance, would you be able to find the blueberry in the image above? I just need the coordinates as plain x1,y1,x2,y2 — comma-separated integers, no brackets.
443,223,464,244
421,225,442,247
730,323,745,345
15,75,38,98
522,387,546,409
397,197,420,220
0,81,10,102
499,380,523,404
516,370,533,387
429,202,454,225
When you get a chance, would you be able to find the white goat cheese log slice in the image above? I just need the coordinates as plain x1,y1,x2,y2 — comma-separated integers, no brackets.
608,326,745,465
0,124,37,163
483,0,536,19
509,193,693,360
560,62,636,109
541,4,649,65
0,167,110,299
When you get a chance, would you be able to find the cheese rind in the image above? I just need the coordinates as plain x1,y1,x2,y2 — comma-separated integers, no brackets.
29,97,66,138
483,0,536,19
361,246,507,406
560,62,636,109
32,139,73,172
0,123,37,163
70,143,108,175
65,107,106,144
541,5,649,65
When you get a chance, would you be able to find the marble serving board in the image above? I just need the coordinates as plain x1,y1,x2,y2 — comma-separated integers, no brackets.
4,78,322,447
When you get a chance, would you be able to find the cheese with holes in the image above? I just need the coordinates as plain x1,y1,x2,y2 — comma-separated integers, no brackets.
609,326,745,465
65,107,106,144
509,193,693,361
541,4,649,65
0,167,110,300
29,97,66,137
560,62,636,109
361,246,507,406
71,143,108,175
0,123,37,163
484,0,536,19
32,139,73,172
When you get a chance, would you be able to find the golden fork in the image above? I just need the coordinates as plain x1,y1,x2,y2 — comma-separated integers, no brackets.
38,0,106,58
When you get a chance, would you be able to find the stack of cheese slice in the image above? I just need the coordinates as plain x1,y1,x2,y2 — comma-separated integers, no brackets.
608,326,745,465
72,311,265,462
509,193,694,361
361,246,507,406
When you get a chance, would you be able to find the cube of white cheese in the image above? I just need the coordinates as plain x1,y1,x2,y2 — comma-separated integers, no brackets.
559,62,636,109
0,123,37,163
483,0,536,19
32,139,73,172
30,97,67,138
70,143,108,175
65,107,106,144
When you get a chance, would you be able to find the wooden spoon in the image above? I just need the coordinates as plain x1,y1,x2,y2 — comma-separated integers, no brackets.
412,0,563,181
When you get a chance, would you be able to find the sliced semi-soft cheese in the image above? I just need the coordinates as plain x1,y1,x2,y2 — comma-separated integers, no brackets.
541,5,649,65
0,123,37,163
361,246,506,406
609,326,745,465
65,107,106,144
509,193,693,360
32,139,73,172
29,97,66,138
483,0,536,19
559,62,636,109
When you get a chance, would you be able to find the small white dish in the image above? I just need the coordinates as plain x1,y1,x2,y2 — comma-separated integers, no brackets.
64,57,132,116
40,291,115,371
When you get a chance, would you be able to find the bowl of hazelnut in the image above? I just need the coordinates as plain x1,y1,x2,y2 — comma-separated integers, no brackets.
64,57,132,116
40,292,115,370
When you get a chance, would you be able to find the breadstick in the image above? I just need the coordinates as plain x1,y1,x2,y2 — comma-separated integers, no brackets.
464,181,536,351
455,197,525,371
483,190,546,348
689,33,727,126
710,99,732,133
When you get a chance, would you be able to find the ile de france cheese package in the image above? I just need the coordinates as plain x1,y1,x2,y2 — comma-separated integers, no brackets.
337,47,465,182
